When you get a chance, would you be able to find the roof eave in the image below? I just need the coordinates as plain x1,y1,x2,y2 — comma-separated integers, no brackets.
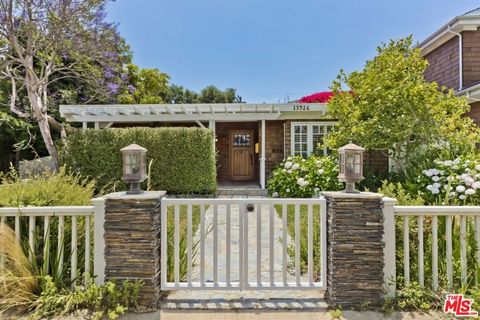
419,16,480,56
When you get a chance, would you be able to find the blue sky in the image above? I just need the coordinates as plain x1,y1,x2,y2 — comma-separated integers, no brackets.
106,1,480,103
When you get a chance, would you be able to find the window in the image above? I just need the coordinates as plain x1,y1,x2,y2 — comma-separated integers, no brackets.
291,122,335,157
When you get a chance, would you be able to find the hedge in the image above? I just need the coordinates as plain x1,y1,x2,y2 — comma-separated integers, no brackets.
58,127,216,194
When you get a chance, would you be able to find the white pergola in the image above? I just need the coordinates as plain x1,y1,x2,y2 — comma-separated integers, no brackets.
59,103,328,189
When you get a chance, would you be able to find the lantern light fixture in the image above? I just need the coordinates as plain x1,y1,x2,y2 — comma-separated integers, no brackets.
120,143,147,194
338,142,365,193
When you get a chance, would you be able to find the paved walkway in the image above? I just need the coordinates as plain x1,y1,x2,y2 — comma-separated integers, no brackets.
166,198,323,302
121,310,445,320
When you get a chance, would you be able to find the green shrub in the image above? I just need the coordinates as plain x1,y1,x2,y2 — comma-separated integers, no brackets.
267,155,343,198
58,127,216,194
33,276,142,320
0,169,95,288
0,167,95,207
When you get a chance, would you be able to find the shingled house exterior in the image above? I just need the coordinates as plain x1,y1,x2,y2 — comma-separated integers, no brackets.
420,7,480,125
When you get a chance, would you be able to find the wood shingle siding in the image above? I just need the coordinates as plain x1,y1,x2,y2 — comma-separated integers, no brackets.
462,30,480,89
424,36,460,90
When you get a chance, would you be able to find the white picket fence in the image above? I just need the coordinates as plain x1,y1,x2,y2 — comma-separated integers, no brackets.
383,198,480,294
0,206,95,287
160,197,327,290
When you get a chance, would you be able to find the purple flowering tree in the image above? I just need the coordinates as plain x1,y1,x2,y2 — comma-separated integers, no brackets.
0,0,122,168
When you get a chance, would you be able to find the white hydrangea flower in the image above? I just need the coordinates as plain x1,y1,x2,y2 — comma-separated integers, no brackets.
473,181,480,189
453,165,459,170
422,170,427,175
465,177,475,186
459,195,466,200
301,159,306,162
476,164,480,171
456,185,466,193
286,188,290,193
318,169,324,174
433,183,441,189
272,192,279,198
466,168,471,173
453,158,461,165
465,188,476,196
449,191,456,198
425,169,434,177
431,188,440,195
426,185,433,191
287,170,292,174
432,176,440,182
443,160,453,167
434,159,443,165
284,161,293,169
292,163,300,170
297,178,305,186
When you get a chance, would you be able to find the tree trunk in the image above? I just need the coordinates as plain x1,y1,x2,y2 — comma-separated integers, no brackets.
27,87,59,170
37,116,59,169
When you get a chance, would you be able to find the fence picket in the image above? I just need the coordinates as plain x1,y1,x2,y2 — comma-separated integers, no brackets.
269,203,274,286
28,216,35,263
460,215,467,286
226,204,231,286
446,215,453,289
417,216,424,287
43,216,50,274
187,204,192,287
57,216,65,277
174,205,180,287
200,204,205,286
403,216,410,285
256,204,262,287
307,204,313,285
85,215,91,286
71,216,78,287
213,204,218,286
431,215,438,291
295,204,300,286
282,204,288,286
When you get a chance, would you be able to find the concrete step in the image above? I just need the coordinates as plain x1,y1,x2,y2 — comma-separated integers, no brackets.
159,298,328,310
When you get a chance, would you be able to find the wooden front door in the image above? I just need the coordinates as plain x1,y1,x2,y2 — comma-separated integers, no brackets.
229,130,255,181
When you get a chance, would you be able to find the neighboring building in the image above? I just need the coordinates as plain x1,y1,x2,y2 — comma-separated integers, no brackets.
60,102,335,189
420,7,480,124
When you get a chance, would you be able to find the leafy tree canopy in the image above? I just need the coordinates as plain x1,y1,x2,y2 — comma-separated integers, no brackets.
325,36,480,164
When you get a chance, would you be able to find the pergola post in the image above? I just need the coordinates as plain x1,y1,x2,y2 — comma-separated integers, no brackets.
260,119,266,189
209,120,216,155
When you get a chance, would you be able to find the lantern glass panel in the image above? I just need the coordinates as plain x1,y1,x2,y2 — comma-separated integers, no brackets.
346,153,355,174
339,153,344,174
125,153,140,175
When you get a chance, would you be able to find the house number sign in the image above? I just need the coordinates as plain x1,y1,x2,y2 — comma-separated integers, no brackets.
292,104,311,111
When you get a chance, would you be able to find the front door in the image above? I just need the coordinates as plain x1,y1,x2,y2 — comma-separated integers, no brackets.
230,130,255,181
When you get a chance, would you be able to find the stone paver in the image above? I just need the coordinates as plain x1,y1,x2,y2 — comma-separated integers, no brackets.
167,198,322,301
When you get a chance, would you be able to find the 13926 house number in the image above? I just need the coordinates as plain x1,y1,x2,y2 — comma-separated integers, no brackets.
292,105,310,111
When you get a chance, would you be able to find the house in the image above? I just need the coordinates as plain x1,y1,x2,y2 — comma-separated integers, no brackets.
420,7,480,124
59,100,337,189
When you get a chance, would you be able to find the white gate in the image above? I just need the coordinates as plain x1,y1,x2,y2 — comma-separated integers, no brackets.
160,197,326,290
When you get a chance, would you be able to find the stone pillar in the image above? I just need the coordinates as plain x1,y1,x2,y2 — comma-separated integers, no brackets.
323,192,385,309
103,191,165,307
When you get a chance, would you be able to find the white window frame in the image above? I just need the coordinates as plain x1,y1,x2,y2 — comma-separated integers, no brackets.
290,121,337,157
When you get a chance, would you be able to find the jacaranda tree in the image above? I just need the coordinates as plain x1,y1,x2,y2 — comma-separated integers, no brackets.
0,0,125,168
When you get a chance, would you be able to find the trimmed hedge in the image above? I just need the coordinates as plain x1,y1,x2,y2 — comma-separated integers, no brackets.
58,127,216,194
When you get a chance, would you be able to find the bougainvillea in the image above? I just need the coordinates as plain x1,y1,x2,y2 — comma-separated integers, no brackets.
298,91,333,103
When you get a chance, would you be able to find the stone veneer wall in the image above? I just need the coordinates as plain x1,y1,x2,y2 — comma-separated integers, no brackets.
323,192,385,309
103,192,164,307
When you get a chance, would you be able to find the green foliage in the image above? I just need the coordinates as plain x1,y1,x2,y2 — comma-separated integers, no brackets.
168,84,242,104
33,276,142,320
378,181,424,206
0,167,95,207
58,127,216,194
117,64,170,104
267,155,343,198
326,36,480,165
395,282,441,312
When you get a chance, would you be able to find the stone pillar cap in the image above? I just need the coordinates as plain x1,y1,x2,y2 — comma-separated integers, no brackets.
321,191,383,199
98,191,166,200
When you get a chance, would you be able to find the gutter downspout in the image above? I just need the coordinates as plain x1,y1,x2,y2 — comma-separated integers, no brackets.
447,26,463,90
